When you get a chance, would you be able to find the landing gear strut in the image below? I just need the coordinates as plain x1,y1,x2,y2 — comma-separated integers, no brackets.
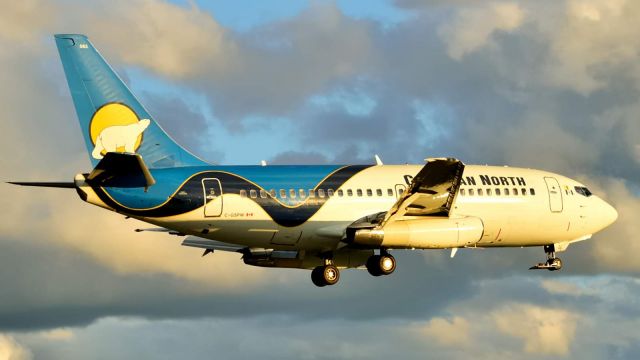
529,245,563,271
311,259,340,287
366,249,396,277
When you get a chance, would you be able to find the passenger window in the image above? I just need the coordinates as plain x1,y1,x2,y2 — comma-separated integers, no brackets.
308,189,315,198
240,190,247,198
376,189,383,196
250,189,257,199
337,189,344,197
366,189,373,197
477,189,483,196
289,189,297,198
279,189,286,198
504,188,509,196
269,189,276,197
486,189,492,196
357,189,363,197
387,189,393,196
318,189,326,198
513,188,518,195
530,188,536,195
469,189,475,196
328,189,334,197
495,188,501,196
259,189,267,198
299,189,306,198
347,189,353,197
521,188,527,195
460,188,465,196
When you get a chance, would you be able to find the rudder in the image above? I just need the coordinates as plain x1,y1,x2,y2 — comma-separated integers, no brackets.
54,34,208,168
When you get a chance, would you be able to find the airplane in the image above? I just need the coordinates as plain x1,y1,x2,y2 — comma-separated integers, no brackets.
10,34,618,287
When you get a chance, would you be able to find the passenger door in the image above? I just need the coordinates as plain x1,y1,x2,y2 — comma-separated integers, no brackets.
202,178,223,217
544,177,563,213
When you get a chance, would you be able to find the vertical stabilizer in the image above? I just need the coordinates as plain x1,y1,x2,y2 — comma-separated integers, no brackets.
54,34,208,168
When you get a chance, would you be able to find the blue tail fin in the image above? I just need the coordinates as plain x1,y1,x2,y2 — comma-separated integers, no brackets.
54,34,208,168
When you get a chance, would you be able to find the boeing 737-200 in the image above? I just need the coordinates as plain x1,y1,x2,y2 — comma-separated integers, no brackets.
10,35,618,287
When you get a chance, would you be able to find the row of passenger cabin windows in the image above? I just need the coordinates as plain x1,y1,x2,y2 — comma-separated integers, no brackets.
459,187,536,197
239,188,397,199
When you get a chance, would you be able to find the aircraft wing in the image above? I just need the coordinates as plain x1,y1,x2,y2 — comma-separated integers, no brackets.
181,236,246,253
381,157,464,225
345,158,474,249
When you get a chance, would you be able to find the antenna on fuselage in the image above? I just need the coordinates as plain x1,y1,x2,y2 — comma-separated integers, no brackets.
374,154,383,165
261,160,267,166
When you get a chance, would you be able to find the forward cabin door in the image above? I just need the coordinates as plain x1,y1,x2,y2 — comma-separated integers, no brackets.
202,178,223,217
544,177,563,213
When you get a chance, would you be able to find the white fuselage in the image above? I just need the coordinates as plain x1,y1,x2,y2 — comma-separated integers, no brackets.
98,165,617,253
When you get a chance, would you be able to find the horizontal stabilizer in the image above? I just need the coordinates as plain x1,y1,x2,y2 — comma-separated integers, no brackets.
86,152,155,189
8,182,75,188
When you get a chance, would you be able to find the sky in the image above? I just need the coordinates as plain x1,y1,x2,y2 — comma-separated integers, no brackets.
0,0,639,358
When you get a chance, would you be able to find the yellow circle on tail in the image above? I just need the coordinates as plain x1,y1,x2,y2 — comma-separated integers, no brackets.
89,103,143,154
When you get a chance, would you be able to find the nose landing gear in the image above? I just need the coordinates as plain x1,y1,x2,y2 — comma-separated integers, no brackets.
529,245,563,271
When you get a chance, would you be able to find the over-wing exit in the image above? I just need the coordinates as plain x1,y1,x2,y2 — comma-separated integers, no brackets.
10,35,618,287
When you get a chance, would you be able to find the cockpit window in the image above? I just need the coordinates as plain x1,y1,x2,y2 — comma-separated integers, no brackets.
574,186,592,197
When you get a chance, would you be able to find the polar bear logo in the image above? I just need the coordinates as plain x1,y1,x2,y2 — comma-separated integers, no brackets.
91,119,151,159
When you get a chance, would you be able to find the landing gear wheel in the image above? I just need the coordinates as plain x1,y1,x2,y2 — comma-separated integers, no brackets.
529,245,563,271
311,267,327,287
366,254,396,276
547,257,563,271
311,265,340,287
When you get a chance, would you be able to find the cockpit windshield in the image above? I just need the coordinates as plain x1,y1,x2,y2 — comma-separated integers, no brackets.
575,186,592,197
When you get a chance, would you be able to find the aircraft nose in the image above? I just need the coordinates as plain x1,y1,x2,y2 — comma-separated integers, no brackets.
599,198,618,228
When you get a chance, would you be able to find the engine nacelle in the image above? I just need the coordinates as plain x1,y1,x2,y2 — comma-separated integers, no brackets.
352,216,483,249
243,249,373,269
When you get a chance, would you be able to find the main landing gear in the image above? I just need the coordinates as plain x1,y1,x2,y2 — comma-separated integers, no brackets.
529,245,563,271
311,259,340,287
310,250,398,287
366,250,396,277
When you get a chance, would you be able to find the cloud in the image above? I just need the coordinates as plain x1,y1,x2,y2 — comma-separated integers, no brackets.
416,316,471,347
89,0,236,79
542,0,640,94
201,2,375,123
540,279,586,297
438,2,525,60
493,303,580,356
38,329,74,342
579,178,640,273
269,151,330,165
0,334,32,360
0,0,54,44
